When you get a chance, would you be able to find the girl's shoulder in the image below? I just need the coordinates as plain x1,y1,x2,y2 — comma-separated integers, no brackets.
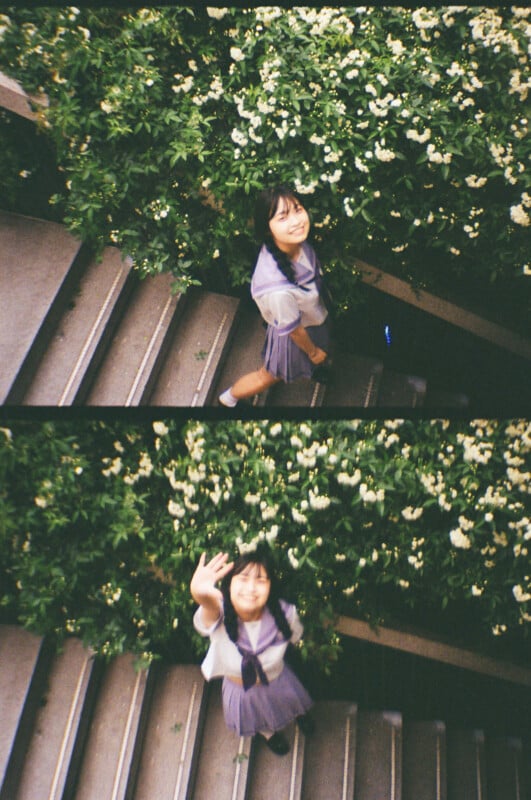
279,598,297,617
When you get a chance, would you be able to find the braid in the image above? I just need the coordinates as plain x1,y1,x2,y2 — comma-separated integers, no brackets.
265,236,297,285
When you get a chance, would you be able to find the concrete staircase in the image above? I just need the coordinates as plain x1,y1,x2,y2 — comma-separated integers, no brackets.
1,625,529,800
0,210,473,409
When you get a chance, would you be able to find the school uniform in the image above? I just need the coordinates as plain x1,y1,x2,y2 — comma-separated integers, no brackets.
194,601,313,736
250,243,330,382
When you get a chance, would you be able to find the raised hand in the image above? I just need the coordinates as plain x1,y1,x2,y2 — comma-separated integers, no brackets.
190,552,234,607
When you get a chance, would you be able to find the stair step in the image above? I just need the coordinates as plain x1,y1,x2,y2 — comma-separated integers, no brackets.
267,375,327,407
354,710,402,800
402,720,447,800
0,211,85,403
0,626,52,800
86,273,184,405
149,289,240,406
192,681,252,800
377,370,427,407
323,351,383,407
212,303,267,406
73,654,152,800
301,702,357,800
424,388,470,409
446,729,486,800
22,248,134,405
248,722,305,800
485,737,525,800
134,664,207,800
15,637,99,800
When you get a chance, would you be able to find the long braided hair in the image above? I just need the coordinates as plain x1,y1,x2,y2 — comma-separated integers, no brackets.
254,185,307,285
221,549,292,644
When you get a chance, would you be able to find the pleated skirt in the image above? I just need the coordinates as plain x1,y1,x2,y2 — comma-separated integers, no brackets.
221,665,313,736
262,321,330,383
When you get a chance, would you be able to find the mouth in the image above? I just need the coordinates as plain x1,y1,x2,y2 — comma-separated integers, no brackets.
289,225,306,236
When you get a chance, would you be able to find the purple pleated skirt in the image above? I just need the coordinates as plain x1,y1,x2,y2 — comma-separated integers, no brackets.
221,665,313,736
262,321,330,383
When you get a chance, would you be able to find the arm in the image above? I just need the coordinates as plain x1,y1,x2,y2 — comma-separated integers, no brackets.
190,552,234,628
289,325,327,364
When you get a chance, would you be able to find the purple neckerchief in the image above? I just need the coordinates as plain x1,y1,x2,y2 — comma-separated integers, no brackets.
251,242,321,300
236,604,288,691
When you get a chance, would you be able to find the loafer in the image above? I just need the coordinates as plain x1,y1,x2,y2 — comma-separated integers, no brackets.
296,714,315,736
261,732,290,756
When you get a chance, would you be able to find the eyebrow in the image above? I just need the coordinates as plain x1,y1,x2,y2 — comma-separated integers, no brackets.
274,199,298,218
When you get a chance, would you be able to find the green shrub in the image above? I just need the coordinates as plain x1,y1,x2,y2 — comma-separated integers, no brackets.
1,419,529,668
0,7,529,311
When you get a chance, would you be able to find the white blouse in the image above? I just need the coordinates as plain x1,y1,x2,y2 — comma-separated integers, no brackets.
193,602,304,682
251,245,328,335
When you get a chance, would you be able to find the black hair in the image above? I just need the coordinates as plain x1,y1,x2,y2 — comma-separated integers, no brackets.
221,548,292,644
254,185,306,285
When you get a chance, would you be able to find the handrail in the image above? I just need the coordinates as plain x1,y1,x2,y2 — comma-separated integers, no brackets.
336,614,531,688
0,70,48,121
355,258,531,361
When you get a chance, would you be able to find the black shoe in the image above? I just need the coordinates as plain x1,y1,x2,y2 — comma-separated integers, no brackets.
311,362,333,385
296,714,315,736
261,732,290,756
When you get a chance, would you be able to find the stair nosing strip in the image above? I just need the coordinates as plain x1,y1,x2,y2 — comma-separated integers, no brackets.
111,667,144,800
436,731,442,800
191,311,229,407
514,747,521,800
310,382,321,408
364,373,376,407
342,715,351,800
173,679,199,800
48,653,91,800
391,725,397,800
289,725,301,800
126,293,175,406
58,266,126,406
231,737,247,800
476,738,483,800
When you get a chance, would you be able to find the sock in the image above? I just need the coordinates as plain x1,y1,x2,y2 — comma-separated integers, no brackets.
219,387,238,407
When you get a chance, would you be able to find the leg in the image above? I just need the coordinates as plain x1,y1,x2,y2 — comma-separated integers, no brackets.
221,366,281,405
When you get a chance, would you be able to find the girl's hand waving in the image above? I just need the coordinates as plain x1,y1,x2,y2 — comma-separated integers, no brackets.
191,552,234,625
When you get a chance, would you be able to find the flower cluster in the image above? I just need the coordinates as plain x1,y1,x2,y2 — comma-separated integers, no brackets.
0,6,529,312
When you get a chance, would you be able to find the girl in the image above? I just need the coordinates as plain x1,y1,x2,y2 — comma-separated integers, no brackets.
190,550,314,755
219,186,331,407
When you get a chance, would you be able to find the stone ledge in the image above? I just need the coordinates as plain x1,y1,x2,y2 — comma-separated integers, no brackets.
0,70,48,121
336,614,531,688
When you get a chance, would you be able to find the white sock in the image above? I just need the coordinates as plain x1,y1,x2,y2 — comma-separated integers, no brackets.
219,387,238,407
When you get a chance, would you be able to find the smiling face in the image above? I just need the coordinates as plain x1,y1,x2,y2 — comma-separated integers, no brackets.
268,195,310,257
229,561,271,622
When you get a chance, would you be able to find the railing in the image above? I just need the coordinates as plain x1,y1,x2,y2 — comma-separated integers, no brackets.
336,614,531,688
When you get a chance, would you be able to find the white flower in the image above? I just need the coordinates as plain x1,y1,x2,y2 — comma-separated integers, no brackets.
207,7,229,20
449,529,472,549
513,585,531,603
308,489,331,511
401,506,424,521
465,175,488,189
230,46,245,62
244,492,260,505
153,421,169,436
287,548,300,569
510,204,530,227
337,469,362,487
